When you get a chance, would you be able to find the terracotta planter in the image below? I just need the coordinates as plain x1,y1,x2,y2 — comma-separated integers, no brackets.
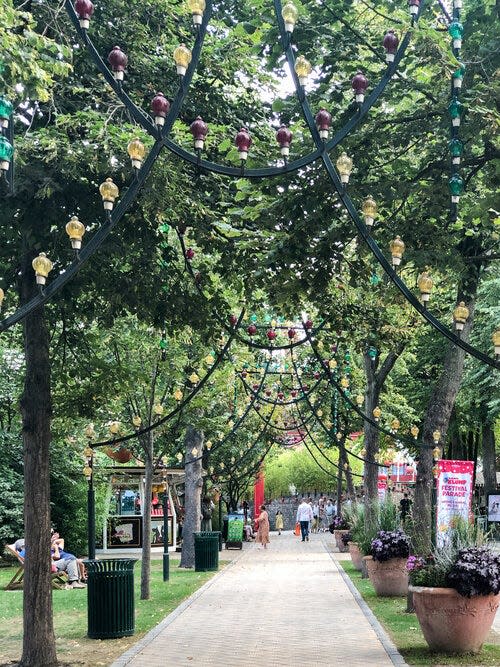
334,529,349,552
348,541,363,571
410,585,500,654
364,555,408,596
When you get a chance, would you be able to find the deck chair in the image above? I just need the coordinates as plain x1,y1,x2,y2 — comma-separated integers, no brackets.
3,544,68,590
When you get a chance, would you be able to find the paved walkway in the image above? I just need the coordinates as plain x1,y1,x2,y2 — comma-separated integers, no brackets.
113,532,404,667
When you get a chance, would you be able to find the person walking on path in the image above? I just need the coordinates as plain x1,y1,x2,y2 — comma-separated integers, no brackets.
255,504,270,549
296,498,314,542
275,510,284,535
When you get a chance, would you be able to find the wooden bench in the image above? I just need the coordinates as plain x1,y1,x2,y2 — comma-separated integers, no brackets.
3,544,68,591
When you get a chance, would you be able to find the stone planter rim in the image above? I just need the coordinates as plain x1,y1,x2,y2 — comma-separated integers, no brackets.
409,584,500,599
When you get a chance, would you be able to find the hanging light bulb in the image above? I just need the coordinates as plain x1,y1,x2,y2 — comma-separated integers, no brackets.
191,447,199,457
0,136,14,172
84,423,96,440
109,421,120,435
294,55,312,86
235,127,251,161
448,98,464,127
382,30,399,63
410,425,419,440
351,71,368,104
448,20,464,50
187,0,205,26
0,95,13,129
151,92,170,127
176,452,183,462
449,174,464,203
449,138,463,165
391,418,400,433
190,116,208,152
355,394,364,407
127,137,146,169
389,236,405,266
65,215,86,250
315,109,331,140
433,430,441,445
336,152,353,184
453,301,469,331
452,63,465,91
189,372,200,384
362,196,377,227
173,388,183,401
276,125,293,157
493,329,500,357
408,0,420,18
153,403,164,416
32,253,53,285
74,0,94,29
433,446,442,461
107,46,128,81
132,415,142,427
417,270,433,304
373,406,381,422
340,377,349,389
281,2,298,33
173,44,192,76
99,178,119,211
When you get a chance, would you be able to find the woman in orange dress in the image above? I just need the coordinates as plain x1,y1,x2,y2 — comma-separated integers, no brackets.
255,504,270,549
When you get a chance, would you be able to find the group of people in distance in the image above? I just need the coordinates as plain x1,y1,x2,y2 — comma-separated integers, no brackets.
15,529,87,589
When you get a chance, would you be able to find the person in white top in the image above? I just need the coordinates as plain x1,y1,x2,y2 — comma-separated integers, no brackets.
312,502,320,533
296,499,314,542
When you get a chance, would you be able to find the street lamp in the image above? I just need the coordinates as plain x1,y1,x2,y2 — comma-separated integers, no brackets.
276,125,293,159
389,236,405,267
351,71,368,104
173,44,192,76
362,196,377,227
382,30,399,63
294,55,312,86
187,0,206,27
282,2,298,34
65,215,86,251
32,253,53,286
74,0,94,29
417,270,433,305
107,46,128,81
84,423,96,559
161,468,170,581
453,301,469,332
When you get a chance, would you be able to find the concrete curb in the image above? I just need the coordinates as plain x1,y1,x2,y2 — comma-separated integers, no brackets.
110,546,250,667
323,541,409,667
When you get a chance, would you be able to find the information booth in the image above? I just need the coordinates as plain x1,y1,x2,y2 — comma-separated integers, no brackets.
100,466,184,553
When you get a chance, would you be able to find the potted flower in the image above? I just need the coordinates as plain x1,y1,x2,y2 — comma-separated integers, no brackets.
331,515,350,552
409,545,500,653
364,529,410,596
343,503,364,571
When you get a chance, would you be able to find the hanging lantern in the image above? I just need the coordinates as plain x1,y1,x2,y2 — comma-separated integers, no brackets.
340,377,349,389
449,138,463,165
287,327,296,339
107,46,128,81
417,270,433,303
187,0,205,26
294,55,312,86
448,98,463,127
32,253,53,285
281,2,298,33
235,127,251,161
276,125,292,157
247,324,257,336
108,421,120,435
173,388,183,401
373,406,381,421
433,446,442,461
74,0,94,29
452,63,465,91
99,178,119,211
84,423,96,440
389,236,405,266
83,465,92,479
408,0,420,17
176,452,183,462
449,174,464,203
127,137,145,170
433,430,441,445
151,92,170,127
190,116,208,151
153,403,164,415
493,329,500,357
448,20,464,50
368,347,377,361
0,135,14,172
336,152,353,184
410,425,419,439
189,372,200,384
355,394,364,407
391,418,400,433
132,415,142,427
0,95,13,129
382,30,399,63
351,71,368,104
173,44,192,76
206,440,212,450
362,196,377,227
65,215,86,250
453,301,469,331
315,109,331,140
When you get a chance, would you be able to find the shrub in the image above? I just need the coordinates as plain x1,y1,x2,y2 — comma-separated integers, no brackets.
331,514,349,530
447,547,500,598
371,529,410,562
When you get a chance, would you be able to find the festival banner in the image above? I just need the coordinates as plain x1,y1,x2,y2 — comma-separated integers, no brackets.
253,468,265,520
436,459,474,547
377,468,388,500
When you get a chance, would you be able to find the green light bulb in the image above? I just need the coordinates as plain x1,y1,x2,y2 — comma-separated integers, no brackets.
0,135,13,171
0,95,13,128
448,21,463,49
449,138,463,164
449,173,464,203
448,98,463,127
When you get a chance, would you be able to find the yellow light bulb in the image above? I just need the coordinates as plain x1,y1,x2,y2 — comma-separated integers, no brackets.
362,196,377,226
373,406,381,421
329,359,337,369
176,452,183,462
432,430,441,444
340,377,349,388
99,178,119,211
391,418,400,432
83,446,93,458
356,394,364,407
204,354,214,365
189,372,200,384
84,423,96,440
417,271,433,302
433,446,441,461
191,447,198,457
187,0,205,25
109,421,120,435
127,137,146,169
173,388,183,401
32,253,53,285
389,236,405,266
132,415,142,427
83,465,92,479
282,2,298,32
453,301,469,331
205,440,212,450
153,403,164,415
173,44,192,75
410,425,419,439
294,55,312,85
65,215,86,250
336,152,353,184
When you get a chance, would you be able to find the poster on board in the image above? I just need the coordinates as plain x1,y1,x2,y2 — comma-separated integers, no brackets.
487,494,500,523
435,459,474,548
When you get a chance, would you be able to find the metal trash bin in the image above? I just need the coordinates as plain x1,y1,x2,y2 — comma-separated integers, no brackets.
194,532,220,572
85,558,137,639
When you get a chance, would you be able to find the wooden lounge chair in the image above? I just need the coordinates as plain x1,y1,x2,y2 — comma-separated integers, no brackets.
3,544,68,590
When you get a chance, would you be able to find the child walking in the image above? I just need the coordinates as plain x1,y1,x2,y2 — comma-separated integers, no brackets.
275,510,284,535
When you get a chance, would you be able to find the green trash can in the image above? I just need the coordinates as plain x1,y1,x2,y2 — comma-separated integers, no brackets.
194,531,220,572
84,558,137,639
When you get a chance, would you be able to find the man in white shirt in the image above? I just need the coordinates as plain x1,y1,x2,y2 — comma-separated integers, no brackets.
324,498,335,530
296,498,314,542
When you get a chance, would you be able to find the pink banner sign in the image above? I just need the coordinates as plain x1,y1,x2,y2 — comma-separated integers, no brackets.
436,459,474,547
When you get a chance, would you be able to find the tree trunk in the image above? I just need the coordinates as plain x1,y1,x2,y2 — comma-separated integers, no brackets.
179,426,203,568
140,431,154,600
19,252,57,667
341,445,355,499
482,420,497,499
413,297,476,554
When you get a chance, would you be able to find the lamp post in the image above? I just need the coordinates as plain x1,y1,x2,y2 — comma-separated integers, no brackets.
162,469,169,581
84,423,96,559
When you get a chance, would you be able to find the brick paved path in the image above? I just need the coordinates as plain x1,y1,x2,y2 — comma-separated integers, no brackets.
113,532,402,667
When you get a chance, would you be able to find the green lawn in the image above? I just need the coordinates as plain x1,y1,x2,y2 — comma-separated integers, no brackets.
340,561,500,666
0,559,221,666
